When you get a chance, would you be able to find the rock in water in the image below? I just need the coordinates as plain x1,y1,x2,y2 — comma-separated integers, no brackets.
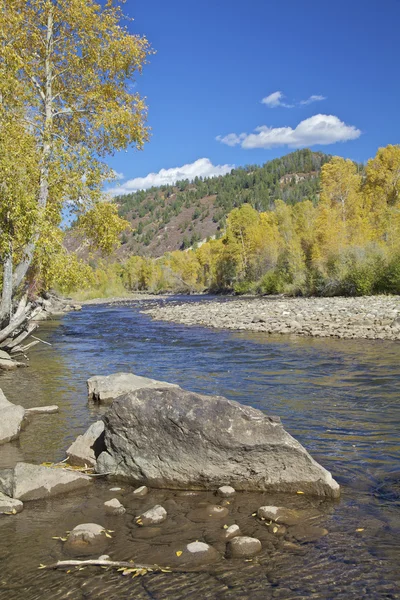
12,463,92,501
0,389,26,445
64,523,108,556
104,498,126,515
226,536,262,558
0,492,23,514
66,421,105,467
87,372,179,405
96,386,340,498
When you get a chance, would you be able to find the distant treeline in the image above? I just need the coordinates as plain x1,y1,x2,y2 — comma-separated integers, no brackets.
65,145,400,299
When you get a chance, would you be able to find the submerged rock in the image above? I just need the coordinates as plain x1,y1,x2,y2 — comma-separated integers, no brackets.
96,385,340,498
0,492,23,514
66,420,105,467
226,536,262,558
188,504,230,522
87,372,178,405
257,506,321,526
12,462,92,501
64,523,108,556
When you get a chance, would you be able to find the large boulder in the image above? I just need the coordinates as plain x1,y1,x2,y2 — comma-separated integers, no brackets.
0,389,26,445
96,386,340,498
87,372,179,405
66,421,105,467
12,462,92,501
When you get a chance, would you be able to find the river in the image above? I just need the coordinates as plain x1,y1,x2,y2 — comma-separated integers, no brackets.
0,297,399,599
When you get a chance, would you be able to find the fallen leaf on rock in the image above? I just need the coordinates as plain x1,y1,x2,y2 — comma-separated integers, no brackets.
356,528,365,532
176,551,182,557
223,524,228,529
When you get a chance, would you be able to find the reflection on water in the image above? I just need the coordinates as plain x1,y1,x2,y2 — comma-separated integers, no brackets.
0,299,399,599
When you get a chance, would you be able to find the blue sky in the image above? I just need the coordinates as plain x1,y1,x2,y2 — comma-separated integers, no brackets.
107,0,400,194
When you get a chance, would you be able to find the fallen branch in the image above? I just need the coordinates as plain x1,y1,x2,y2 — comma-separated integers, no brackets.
31,335,52,346
42,558,199,574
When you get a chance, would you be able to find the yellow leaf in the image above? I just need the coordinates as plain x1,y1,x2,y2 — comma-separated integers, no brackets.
176,551,183,557
104,532,112,538
38,564,47,570
251,512,256,517
296,491,304,495
60,537,67,542
356,528,364,532
223,524,228,529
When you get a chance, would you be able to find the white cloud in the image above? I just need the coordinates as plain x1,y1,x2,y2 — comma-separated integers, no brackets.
217,114,361,150
112,170,125,180
107,158,234,196
261,91,293,108
300,94,326,106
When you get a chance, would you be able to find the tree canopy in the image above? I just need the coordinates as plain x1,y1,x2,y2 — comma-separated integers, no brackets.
0,0,151,332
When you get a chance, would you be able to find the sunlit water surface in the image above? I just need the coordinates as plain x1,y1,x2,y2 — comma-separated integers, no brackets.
0,297,399,599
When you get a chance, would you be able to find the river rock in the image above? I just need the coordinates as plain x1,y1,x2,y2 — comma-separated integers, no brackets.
132,485,148,498
0,469,14,497
96,386,340,498
136,504,167,526
289,525,328,542
26,405,59,415
64,523,108,556
0,389,26,445
226,536,262,558
257,506,319,526
66,421,105,467
223,524,241,540
12,462,92,501
217,485,236,498
0,358,18,371
104,498,126,515
0,492,23,514
87,372,179,405
188,504,230,522
0,350,12,361
182,541,220,565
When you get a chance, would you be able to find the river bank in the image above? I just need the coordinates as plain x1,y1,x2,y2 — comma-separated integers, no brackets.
143,295,400,340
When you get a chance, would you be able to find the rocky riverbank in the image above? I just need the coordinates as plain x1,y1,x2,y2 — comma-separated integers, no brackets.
143,295,400,340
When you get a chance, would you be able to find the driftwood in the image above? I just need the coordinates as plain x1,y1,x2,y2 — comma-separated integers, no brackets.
43,558,200,573
7,323,39,350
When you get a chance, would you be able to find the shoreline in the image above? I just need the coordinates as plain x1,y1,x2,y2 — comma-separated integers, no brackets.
142,295,400,341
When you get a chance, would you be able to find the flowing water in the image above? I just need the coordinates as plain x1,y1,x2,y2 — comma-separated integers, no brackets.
0,297,399,599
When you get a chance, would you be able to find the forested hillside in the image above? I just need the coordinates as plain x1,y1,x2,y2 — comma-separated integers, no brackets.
107,149,334,258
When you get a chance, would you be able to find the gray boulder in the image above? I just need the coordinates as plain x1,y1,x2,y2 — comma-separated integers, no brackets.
87,372,179,405
0,492,23,514
12,462,92,501
66,421,105,467
0,389,26,445
96,386,340,498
